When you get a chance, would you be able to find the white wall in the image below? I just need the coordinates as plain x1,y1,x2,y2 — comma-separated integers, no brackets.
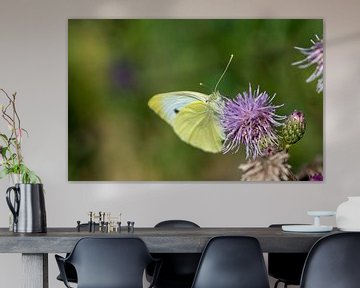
0,0,360,287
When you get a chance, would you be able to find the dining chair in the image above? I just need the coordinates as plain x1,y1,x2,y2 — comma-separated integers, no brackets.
268,224,308,288
146,220,201,288
300,232,360,288
55,237,161,288
191,236,270,288
56,223,99,284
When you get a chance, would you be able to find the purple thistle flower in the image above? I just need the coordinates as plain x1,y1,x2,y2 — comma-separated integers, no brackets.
309,173,323,181
293,35,324,93
222,85,285,159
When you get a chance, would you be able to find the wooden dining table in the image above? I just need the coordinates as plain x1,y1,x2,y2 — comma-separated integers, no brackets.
0,226,339,288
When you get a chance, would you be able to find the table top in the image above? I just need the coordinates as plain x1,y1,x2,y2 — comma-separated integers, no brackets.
0,227,340,254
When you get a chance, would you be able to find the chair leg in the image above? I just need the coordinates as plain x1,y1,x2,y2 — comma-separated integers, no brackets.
274,280,289,288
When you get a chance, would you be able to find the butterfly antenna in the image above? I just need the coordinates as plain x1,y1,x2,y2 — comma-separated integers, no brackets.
214,54,233,92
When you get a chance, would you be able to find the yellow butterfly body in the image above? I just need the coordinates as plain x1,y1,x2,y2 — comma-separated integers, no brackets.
148,91,224,153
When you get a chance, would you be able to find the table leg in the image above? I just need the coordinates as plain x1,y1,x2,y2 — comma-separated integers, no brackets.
22,253,48,288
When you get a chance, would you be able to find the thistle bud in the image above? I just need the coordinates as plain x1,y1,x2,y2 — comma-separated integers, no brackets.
281,110,306,146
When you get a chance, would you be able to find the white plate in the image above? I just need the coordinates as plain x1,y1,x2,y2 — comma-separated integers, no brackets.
307,211,336,217
338,227,360,232
282,225,333,232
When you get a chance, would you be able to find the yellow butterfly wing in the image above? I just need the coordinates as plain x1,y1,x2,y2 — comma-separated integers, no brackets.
148,92,208,126
173,101,224,153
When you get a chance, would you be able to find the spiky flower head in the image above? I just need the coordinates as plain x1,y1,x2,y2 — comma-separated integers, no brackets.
222,85,285,159
293,35,324,93
239,151,293,181
280,110,306,146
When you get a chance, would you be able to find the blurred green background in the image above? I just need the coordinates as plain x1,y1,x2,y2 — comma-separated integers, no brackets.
68,19,323,181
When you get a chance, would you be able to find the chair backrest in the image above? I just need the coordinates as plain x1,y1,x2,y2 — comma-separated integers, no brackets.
155,220,200,228
268,224,308,285
150,220,201,287
191,236,270,288
67,237,154,288
300,232,360,288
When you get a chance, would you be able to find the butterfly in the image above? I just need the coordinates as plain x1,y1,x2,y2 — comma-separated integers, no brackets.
148,90,225,153
148,55,233,153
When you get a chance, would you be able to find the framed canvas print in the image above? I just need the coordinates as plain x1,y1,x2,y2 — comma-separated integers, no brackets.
68,19,323,181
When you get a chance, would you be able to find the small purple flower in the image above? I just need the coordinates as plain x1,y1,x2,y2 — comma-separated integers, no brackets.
309,173,323,181
222,85,285,159
293,35,324,93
